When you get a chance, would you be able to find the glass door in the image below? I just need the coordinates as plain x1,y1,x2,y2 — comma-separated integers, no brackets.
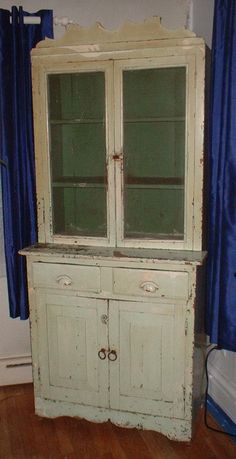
115,57,195,249
47,62,115,245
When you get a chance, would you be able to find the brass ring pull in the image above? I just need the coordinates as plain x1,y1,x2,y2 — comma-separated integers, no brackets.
98,348,107,360
108,350,117,361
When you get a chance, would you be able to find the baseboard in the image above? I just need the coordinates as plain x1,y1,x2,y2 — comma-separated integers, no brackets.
207,395,236,440
208,363,236,424
0,355,33,386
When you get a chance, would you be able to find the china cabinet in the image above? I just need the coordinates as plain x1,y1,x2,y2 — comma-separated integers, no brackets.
21,18,207,441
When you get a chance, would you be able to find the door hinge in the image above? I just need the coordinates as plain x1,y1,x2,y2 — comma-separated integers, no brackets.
185,317,188,336
42,198,46,224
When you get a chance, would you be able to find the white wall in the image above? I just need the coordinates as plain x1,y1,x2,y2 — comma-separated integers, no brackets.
191,0,214,47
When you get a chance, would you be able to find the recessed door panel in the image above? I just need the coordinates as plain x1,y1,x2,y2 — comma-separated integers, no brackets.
37,293,109,408
109,300,186,418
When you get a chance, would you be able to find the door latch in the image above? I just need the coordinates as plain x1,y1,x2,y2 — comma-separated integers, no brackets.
101,314,108,325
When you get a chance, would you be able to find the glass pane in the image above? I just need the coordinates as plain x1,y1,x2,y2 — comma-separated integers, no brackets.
123,67,186,240
48,72,107,237
52,188,107,236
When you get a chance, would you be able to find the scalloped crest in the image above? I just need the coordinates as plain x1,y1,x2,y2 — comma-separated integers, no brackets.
37,16,196,48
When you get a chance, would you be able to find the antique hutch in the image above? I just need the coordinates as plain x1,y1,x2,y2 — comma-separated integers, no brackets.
21,18,207,441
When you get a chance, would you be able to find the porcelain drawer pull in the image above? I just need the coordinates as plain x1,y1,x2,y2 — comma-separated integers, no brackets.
98,348,107,360
140,281,159,293
108,350,117,361
56,275,72,287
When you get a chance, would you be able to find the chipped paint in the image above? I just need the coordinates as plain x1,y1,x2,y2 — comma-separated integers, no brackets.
22,16,207,443
113,250,127,258
112,154,121,161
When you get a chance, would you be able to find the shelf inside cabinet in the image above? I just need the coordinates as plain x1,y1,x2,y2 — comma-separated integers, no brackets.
50,119,105,125
52,176,107,189
49,117,184,125
124,176,184,189
124,117,185,123
124,231,183,240
52,176,184,190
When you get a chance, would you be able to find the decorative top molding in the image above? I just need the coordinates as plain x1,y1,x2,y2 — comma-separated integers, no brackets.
36,16,196,48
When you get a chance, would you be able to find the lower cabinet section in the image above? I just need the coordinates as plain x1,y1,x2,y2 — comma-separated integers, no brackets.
35,291,189,435
24,253,205,441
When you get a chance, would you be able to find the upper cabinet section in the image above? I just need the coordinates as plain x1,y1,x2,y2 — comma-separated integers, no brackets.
31,17,206,250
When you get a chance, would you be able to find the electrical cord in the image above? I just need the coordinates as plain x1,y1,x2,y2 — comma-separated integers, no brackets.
204,345,236,438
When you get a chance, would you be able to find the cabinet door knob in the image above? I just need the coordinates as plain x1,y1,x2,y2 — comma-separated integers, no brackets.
56,275,72,287
98,348,107,360
140,281,158,293
108,350,117,361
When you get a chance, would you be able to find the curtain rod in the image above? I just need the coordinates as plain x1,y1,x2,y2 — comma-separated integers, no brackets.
10,16,74,26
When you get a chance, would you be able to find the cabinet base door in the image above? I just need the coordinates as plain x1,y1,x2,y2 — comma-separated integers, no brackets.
37,293,109,408
109,300,186,418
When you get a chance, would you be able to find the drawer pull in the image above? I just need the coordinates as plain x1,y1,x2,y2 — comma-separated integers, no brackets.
98,348,107,360
108,350,117,361
56,275,72,287
140,281,159,293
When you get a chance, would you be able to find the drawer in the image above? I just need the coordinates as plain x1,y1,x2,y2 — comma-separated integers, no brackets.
32,262,101,293
113,268,189,300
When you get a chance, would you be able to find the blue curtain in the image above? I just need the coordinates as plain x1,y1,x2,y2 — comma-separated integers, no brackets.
206,0,236,351
0,7,53,319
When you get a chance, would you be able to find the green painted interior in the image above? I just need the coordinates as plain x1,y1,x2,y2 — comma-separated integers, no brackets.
123,67,186,239
48,66,186,241
53,187,107,236
48,72,107,237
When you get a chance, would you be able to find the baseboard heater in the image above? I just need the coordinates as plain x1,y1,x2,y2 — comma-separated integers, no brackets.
6,362,32,368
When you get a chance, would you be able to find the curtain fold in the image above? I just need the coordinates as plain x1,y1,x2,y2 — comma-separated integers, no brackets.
206,0,236,351
0,7,53,319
